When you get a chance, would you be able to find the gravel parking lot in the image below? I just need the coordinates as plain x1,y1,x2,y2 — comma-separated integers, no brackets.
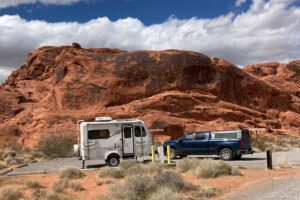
5,148,300,176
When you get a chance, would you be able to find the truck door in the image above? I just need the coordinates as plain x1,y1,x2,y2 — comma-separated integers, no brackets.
192,132,209,154
122,125,134,156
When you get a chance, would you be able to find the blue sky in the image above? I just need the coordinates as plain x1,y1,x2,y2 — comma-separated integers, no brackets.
0,0,300,83
0,0,250,25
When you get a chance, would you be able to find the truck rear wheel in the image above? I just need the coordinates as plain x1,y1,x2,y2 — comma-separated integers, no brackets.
107,155,120,167
220,148,233,161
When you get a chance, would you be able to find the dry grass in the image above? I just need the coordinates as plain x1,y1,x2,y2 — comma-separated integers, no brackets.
142,162,165,175
97,167,125,179
52,179,70,193
252,134,300,152
153,170,186,191
31,189,46,200
148,187,180,200
275,156,291,169
176,158,199,173
45,191,72,200
26,181,44,189
69,181,85,192
109,175,156,200
193,159,240,178
189,186,222,199
59,166,85,179
0,186,23,200
95,177,114,186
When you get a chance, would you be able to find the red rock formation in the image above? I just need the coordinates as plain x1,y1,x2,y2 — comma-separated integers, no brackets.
0,46,299,147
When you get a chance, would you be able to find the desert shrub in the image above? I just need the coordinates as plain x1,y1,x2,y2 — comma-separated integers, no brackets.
5,156,24,165
26,181,44,189
193,159,238,178
52,179,70,193
29,150,48,159
189,186,221,199
31,189,46,200
0,186,23,200
176,158,199,173
98,167,125,179
37,133,75,158
3,151,16,159
59,166,85,179
276,156,291,169
95,176,114,186
142,162,165,175
148,187,180,200
45,191,72,200
0,162,7,170
110,175,156,200
69,181,85,192
126,165,144,176
119,160,139,170
153,170,186,191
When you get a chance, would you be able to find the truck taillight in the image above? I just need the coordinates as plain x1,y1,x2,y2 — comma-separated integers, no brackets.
240,139,244,148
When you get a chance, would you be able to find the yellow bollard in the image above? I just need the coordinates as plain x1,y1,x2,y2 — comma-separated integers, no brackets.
151,146,155,162
167,145,171,164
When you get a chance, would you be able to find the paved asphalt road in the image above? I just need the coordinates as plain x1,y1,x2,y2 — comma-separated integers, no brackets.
224,174,300,200
5,148,300,175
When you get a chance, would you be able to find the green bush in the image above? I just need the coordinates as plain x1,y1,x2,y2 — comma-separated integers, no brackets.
59,166,85,179
37,133,75,158
0,186,23,200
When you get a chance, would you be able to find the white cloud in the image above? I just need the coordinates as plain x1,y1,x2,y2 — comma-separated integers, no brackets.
0,0,299,83
0,68,11,83
0,0,83,8
235,0,247,7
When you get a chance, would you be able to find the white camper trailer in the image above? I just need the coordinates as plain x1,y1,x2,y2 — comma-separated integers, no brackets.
74,117,152,167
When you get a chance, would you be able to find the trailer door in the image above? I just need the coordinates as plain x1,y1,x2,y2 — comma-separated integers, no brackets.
122,125,134,156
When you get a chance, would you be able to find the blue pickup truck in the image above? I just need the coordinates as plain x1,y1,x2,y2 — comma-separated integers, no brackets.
163,129,254,160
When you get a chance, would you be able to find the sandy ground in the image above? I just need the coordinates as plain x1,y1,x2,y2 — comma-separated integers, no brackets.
2,166,299,200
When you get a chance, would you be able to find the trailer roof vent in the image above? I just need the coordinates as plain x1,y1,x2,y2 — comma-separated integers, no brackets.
95,117,113,122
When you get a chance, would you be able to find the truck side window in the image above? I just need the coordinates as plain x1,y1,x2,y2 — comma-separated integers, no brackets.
134,127,146,137
88,130,110,140
183,134,194,140
195,132,206,140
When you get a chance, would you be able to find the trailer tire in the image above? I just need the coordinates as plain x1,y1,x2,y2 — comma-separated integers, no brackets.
219,148,233,161
107,155,120,167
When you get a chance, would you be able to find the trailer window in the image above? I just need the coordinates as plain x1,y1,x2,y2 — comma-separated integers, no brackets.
88,130,110,140
124,127,132,138
134,127,146,137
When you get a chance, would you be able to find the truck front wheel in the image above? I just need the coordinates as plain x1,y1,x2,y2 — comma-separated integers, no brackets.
170,148,178,159
220,148,233,161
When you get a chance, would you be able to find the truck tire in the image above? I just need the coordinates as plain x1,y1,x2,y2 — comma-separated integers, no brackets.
234,154,242,160
107,155,120,167
220,148,233,161
170,148,177,159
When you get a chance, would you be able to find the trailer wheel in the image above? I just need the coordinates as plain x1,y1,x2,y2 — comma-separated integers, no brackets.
220,148,233,161
107,155,120,167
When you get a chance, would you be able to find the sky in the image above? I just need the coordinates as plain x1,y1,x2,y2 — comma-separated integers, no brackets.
0,0,299,83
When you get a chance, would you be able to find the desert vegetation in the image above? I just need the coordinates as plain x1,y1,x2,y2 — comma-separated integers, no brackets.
252,133,300,152
95,160,224,200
